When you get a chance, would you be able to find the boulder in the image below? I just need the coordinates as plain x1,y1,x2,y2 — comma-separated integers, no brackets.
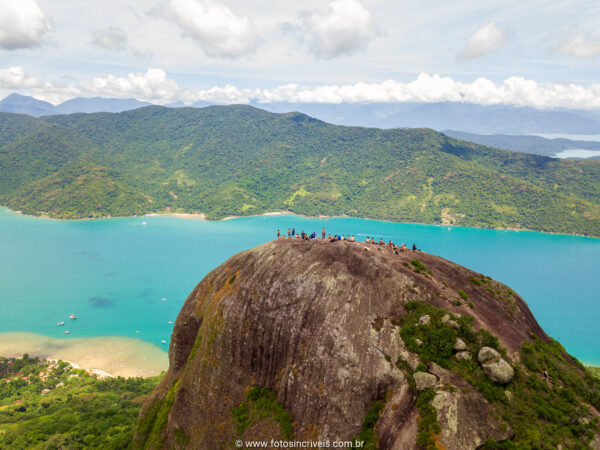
478,346,500,363
478,347,514,384
414,371,437,390
448,320,460,329
456,351,472,360
454,338,467,351
418,315,431,325
442,313,459,329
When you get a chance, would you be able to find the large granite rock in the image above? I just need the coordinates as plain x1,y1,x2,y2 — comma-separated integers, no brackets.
133,240,550,448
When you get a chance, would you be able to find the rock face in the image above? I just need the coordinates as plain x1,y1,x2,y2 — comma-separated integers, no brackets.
478,347,515,384
413,372,437,390
133,239,551,449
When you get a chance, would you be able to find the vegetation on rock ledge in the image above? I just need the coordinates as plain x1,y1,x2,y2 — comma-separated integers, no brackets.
232,386,294,442
397,302,600,449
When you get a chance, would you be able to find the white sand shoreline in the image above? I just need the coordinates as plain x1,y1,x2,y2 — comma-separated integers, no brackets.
0,332,168,378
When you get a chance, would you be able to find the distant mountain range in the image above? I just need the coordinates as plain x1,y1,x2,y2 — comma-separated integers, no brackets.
2,93,600,135
1,105,600,236
0,93,151,117
442,130,600,159
255,101,600,135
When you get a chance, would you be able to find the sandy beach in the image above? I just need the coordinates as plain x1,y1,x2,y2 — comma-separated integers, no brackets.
0,332,168,378
145,212,207,220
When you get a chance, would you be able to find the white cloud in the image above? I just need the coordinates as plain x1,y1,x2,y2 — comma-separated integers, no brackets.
154,0,259,58
0,0,52,50
5,67,600,110
298,0,377,58
91,27,128,52
0,66,51,90
555,32,600,58
0,67,182,104
258,75,600,110
79,68,182,102
459,21,507,60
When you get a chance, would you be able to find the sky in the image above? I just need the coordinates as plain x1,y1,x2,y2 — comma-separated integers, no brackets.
1,0,600,108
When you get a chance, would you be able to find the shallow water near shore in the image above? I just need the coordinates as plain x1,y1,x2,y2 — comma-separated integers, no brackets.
0,332,168,377
1,207,599,366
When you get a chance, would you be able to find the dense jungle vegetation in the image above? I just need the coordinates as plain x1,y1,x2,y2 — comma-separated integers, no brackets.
0,355,160,449
1,105,600,236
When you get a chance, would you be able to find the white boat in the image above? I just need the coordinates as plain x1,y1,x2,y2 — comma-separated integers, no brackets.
161,298,166,301
142,221,147,225
57,321,65,326
69,314,77,319
168,321,172,324
64,330,70,334
161,340,167,344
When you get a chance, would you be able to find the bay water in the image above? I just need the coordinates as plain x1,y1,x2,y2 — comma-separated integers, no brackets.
1,208,599,365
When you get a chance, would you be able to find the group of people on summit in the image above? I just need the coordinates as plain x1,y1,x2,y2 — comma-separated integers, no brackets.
276,227,418,252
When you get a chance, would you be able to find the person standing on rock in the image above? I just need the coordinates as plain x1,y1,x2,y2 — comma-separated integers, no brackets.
291,228,295,237
287,228,291,238
277,229,280,239
322,227,326,239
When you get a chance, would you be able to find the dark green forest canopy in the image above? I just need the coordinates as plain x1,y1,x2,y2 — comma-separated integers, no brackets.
1,105,600,236
0,355,160,448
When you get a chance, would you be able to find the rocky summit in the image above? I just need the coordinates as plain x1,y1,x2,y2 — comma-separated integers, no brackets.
133,239,600,449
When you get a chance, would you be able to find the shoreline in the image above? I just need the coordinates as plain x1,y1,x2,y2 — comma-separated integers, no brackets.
2,206,598,240
0,332,168,378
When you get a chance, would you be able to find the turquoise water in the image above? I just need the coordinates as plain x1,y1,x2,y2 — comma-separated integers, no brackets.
554,149,600,159
1,208,599,365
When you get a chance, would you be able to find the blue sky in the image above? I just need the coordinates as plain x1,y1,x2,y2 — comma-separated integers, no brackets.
1,0,600,108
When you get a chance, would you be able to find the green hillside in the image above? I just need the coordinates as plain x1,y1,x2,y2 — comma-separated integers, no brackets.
0,355,160,448
1,106,600,235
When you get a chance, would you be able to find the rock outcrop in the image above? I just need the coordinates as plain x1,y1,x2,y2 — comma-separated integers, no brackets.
454,338,467,351
413,372,438,390
478,347,515,384
133,239,599,449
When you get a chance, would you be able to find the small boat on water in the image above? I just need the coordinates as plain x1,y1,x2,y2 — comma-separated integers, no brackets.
142,221,147,225
168,321,172,324
161,298,166,301
69,314,77,319
57,321,64,326
64,330,70,334
161,340,167,344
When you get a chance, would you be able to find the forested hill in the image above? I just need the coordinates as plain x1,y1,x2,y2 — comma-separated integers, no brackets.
1,105,600,236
